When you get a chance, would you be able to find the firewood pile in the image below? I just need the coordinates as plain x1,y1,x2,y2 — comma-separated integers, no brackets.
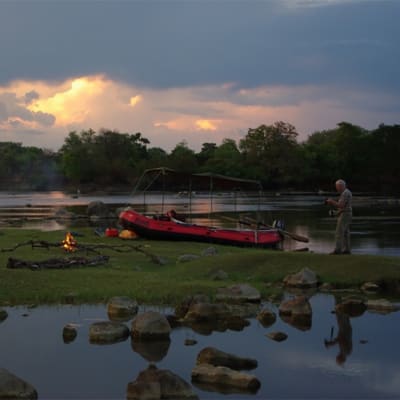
1,232,163,270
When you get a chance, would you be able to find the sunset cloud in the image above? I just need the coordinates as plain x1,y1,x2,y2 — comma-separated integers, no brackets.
196,120,218,131
27,76,106,125
1,74,399,151
129,95,142,108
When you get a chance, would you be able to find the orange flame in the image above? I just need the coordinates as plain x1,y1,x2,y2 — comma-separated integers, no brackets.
62,232,77,252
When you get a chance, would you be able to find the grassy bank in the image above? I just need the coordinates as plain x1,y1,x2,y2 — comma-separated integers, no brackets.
0,228,399,306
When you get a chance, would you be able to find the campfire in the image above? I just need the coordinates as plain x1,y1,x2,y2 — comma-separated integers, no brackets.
62,232,77,252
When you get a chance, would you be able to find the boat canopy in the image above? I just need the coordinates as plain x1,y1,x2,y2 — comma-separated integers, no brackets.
132,167,263,193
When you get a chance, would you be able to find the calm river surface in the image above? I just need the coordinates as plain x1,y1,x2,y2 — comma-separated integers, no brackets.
1,295,400,399
1,192,400,399
0,190,399,256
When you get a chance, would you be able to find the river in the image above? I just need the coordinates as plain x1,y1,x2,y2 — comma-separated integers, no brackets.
0,190,399,257
1,191,400,399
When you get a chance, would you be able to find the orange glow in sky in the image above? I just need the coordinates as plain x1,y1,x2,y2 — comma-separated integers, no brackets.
27,76,106,125
129,94,142,107
196,119,218,131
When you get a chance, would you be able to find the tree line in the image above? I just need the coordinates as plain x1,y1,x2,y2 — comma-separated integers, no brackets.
1,121,399,193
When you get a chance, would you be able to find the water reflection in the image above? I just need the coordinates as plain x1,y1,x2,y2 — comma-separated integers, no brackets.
0,296,399,399
131,338,171,362
280,312,312,331
192,380,260,396
324,311,353,366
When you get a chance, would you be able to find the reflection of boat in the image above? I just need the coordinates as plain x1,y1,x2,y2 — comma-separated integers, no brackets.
119,209,283,248
177,191,234,198
177,191,196,198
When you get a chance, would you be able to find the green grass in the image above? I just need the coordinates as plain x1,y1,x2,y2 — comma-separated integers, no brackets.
0,228,399,305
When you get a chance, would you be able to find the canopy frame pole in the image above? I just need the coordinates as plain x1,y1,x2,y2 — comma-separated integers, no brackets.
188,178,193,223
209,176,214,218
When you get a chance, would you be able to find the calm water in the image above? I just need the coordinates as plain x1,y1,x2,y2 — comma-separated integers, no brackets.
0,191,399,257
1,193,400,398
1,295,399,399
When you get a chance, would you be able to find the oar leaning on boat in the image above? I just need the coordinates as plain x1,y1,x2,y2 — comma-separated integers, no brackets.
243,216,309,243
220,215,309,243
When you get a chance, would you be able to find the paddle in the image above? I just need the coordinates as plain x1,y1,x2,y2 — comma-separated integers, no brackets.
241,216,309,243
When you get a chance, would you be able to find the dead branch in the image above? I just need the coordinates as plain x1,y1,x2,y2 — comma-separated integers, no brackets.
1,240,163,264
7,255,110,270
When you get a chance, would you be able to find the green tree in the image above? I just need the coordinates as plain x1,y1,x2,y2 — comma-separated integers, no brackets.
197,142,217,169
167,141,198,173
143,147,168,170
59,129,150,185
239,121,301,188
0,142,60,189
91,129,149,184
368,124,400,191
59,130,96,184
203,139,243,177
302,122,369,190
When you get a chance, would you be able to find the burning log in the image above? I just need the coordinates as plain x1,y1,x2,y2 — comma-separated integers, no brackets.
7,255,110,270
62,232,77,252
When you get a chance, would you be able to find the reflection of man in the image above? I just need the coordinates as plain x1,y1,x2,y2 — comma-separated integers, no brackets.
324,311,353,366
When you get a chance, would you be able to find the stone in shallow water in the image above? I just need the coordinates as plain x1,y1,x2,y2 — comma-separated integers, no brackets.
131,311,171,340
63,323,78,344
107,296,138,321
279,296,312,317
127,364,198,400
279,296,313,331
196,346,257,370
0,368,38,399
257,307,277,327
266,331,288,342
0,308,8,322
361,282,380,293
89,321,130,344
215,284,261,303
174,294,210,319
366,299,399,314
191,364,260,393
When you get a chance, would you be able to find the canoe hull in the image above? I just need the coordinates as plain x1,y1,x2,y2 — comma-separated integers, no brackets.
119,209,283,249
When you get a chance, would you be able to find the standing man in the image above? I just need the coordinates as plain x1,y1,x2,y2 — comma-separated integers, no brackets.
326,179,352,255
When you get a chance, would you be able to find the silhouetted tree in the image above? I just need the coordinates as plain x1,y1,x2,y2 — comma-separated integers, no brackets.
167,141,198,173
239,121,301,188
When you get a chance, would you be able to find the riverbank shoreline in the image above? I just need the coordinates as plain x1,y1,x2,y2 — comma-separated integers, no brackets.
1,228,399,306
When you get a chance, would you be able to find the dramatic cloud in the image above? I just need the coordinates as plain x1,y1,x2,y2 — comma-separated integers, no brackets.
1,74,398,151
0,0,398,150
0,91,55,128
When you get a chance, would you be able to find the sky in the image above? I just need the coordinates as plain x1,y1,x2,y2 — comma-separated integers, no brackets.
0,0,399,152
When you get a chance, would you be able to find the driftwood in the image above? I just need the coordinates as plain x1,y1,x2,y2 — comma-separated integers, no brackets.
1,240,163,264
7,255,110,270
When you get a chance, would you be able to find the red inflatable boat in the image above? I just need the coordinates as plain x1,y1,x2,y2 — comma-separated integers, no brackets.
119,208,283,249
